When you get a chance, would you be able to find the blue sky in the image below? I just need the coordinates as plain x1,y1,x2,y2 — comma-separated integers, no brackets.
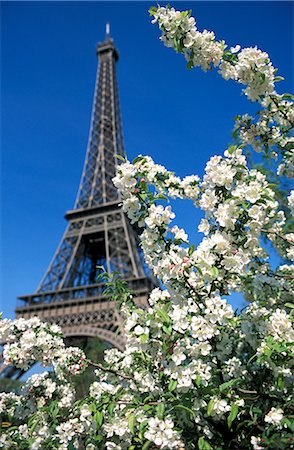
1,1,293,319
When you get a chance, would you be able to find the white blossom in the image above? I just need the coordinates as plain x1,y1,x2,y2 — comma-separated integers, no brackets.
264,407,284,427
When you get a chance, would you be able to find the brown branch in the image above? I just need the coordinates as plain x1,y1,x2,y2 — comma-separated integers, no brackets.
238,388,258,394
116,400,159,406
88,360,132,380
261,228,294,245
273,273,294,280
269,94,294,127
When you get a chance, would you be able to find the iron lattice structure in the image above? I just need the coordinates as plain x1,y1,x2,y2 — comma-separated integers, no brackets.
15,32,155,352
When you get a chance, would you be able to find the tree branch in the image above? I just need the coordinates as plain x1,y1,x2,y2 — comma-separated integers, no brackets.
88,360,132,380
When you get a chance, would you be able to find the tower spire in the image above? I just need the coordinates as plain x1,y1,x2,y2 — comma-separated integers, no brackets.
74,30,121,209
106,22,110,39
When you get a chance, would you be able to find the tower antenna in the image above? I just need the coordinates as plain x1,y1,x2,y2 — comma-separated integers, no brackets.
106,22,110,38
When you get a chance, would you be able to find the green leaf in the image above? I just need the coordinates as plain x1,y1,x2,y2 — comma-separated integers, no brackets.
162,324,172,335
173,37,182,53
143,404,151,412
196,265,203,276
207,399,214,416
277,373,284,390
274,76,284,82
168,379,178,392
128,414,136,435
142,441,152,450
195,374,202,387
227,145,237,155
285,303,294,309
148,6,158,16
187,60,194,70
157,308,170,323
188,244,195,256
48,401,59,420
287,418,294,432
108,402,116,416
88,403,97,413
198,436,212,450
140,333,149,343
115,154,126,162
139,193,147,202
181,9,192,18
211,266,219,279
282,418,292,429
132,155,145,164
219,379,237,392
68,444,77,450
156,403,165,419
227,404,239,429
94,411,104,428
139,419,149,432
29,416,41,434
282,93,294,101
155,194,168,201
174,404,196,419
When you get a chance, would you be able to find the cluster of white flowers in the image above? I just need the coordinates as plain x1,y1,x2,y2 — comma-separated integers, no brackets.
264,407,284,427
115,146,283,301
210,397,231,417
250,436,264,450
195,151,281,287
1,317,64,370
0,317,87,376
54,346,88,376
223,356,247,380
55,417,84,449
90,380,120,401
267,308,294,343
145,204,175,230
0,392,22,417
26,371,75,408
113,155,200,228
235,113,282,154
277,150,294,178
288,190,294,215
151,6,278,102
221,46,276,101
144,417,184,449
151,6,223,72
243,265,293,307
234,95,294,179
104,417,130,440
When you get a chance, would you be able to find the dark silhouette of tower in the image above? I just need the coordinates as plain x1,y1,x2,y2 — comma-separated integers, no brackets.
15,29,155,351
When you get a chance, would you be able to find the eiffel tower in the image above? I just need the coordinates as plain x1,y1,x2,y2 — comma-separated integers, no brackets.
14,27,155,352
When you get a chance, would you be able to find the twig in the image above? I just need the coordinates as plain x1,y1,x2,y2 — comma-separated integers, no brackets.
116,400,159,406
261,228,294,245
88,360,132,380
269,94,294,127
238,388,258,394
273,273,294,280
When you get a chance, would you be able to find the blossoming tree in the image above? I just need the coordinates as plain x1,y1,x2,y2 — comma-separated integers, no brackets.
1,5,293,450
